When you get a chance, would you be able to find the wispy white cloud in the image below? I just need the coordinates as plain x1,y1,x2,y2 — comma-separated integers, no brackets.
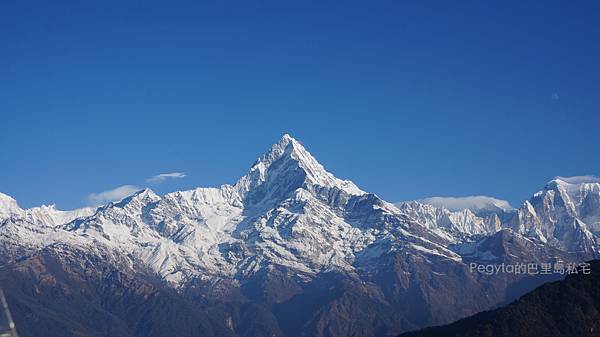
555,175,600,184
87,185,140,205
417,196,513,212
146,172,187,184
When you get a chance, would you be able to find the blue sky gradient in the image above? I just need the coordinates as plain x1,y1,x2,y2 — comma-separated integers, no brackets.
2,0,599,209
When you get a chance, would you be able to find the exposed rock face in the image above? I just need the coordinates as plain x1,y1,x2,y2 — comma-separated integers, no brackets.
0,135,598,337
508,177,600,253
0,244,235,337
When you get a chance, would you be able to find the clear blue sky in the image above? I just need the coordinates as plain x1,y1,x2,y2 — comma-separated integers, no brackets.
1,0,599,209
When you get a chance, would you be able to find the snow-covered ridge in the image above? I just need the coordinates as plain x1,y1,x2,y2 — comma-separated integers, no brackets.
414,195,514,213
0,192,95,226
1,136,598,287
1,134,444,285
553,175,600,185
510,176,600,252
395,175,600,253
395,201,501,238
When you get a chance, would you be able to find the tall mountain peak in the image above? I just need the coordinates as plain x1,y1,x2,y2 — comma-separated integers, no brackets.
510,176,600,253
553,175,600,184
234,134,364,203
252,133,306,168
112,188,160,208
545,176,600,192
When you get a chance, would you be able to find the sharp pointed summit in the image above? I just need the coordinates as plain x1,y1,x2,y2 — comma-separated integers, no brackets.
250,134,320,173
234,134,364,205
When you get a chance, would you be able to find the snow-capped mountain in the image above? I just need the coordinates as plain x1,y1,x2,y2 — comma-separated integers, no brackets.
0,192,95,226
397,177,600,255
395,201,502,239
0,135,598,337
509,176,600,253
0,135,456,284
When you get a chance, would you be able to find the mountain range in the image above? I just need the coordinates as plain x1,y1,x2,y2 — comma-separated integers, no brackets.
1,134,599,337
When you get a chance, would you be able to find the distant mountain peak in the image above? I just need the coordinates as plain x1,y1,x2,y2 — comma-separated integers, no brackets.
0,192,21,217
111,187,160,209
511,176,600,253
134,187,159,199
416,195,514,213
552,175,600,185
544,176,600,197
249,133,307,169
234,134,364,203
280,132,294,142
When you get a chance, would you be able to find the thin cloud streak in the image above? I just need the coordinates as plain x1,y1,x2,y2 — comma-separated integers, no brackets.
147,172,187,184
87,185,140,205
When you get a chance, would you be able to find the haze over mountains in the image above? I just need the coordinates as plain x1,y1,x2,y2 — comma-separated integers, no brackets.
1,135,599,337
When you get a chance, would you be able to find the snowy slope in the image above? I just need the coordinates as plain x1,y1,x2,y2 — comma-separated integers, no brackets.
1,136,598,290
0,192,95,226
0,135,458,286
395,201,501,239
508,176,600,253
